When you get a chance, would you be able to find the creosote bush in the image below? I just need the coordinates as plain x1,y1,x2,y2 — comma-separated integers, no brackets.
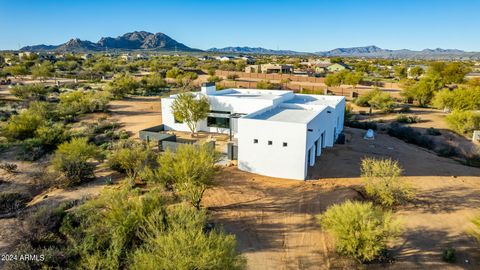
52,137,99,186
361,157,414,207
318,200,400,262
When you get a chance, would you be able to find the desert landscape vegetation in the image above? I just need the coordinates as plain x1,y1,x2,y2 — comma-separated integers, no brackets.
0,47,479,270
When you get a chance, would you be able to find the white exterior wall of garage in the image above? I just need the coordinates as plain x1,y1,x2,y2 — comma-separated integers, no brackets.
161,83,345,180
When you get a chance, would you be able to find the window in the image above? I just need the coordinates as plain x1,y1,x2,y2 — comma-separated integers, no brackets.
209,110,231,114
283,142,288,147
268,141,273,145
253,139,258,144
207,116,230,128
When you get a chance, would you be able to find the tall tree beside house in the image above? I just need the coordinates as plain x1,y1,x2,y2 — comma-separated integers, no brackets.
171,92,209,136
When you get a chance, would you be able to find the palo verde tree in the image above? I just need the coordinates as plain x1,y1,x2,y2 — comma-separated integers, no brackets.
170,92,209,136
145,143,219,210
318,200,401,262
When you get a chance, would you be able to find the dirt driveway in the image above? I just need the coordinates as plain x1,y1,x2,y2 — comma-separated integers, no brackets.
204,128,480,270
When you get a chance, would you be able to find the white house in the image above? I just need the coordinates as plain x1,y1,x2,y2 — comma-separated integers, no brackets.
161,83,345,180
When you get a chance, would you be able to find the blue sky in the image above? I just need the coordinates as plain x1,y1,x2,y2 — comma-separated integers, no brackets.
0,0,478,51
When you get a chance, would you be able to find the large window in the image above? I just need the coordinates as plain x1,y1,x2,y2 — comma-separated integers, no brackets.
207,116,230,128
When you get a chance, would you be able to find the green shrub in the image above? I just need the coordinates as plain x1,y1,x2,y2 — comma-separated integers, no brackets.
388,123,435,150
207,75,223,83
52,137,99,186
361,157,414,207
345,120,377,130
131,204,245,270
426,127,441,136
107,140,155,181
445,110,480,135
18,138,46,161
227,74,239,80
256,80,280,89
355,88,395,112
318,200,400,262
105,74,139,99
396,114,421,124
2,107,46,140
58,90,110,117
10,84,50,101
442,247,456,263
0,191,30,215
144,143,218,209
60,187,166,269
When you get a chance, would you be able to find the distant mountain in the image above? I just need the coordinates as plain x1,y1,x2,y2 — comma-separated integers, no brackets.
315,45,480,59
20,31,200,52
207,46,310,55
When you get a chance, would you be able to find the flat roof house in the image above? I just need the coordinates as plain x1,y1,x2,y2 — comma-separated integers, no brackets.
161,83,345,180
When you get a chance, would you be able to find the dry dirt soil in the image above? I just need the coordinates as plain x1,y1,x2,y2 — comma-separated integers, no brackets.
204,127,480,270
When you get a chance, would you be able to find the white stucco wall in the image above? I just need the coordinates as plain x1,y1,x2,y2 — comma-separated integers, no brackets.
238,118,307,180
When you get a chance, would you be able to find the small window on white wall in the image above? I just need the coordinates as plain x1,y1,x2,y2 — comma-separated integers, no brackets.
283,142,288,147
253,139,258,144
268,140,273,145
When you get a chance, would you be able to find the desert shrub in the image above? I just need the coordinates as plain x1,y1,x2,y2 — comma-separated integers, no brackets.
10,84,50,101
0,191,30,215
35,122,68,148
52,137,99,186
0,162,17,173
140,73,167,94
144,143,219,209
2,106,46,140
368,91,395,112
18,138,46,161
355,88,395,112
256,80,280,89
436,143,457,157
345,120,378,130
442,247,456,263
361,157,414,207
445,110,480,135
130,204,245,270
396,114,421,124
398,106,411,113
207,75,223,83
388,123,435,150
4,202,77,270
426,127,441,136
60,187,166,269
104,74,140,99
433,87,480,111
227,74,239,80
58,90,111,117
107,140,156,181
318,200,400,262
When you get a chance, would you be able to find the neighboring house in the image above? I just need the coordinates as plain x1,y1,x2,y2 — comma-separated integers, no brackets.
327,62,351,72
198,55,214,61
245,64,293,74
314,62,331,74
161,83,345,180
216,56,236,61
120,53,133,61
240,56,255,64
81,53,93,60
18,52,33,59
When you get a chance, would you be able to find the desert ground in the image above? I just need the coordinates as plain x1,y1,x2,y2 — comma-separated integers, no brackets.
1,92,480,269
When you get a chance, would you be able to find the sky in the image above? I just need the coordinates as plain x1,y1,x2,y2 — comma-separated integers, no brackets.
0,0,479,52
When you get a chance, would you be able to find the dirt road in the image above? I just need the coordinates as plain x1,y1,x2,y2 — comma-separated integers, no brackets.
205,128,480,270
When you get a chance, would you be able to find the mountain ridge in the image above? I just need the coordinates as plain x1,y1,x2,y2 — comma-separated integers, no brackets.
20,31,200,52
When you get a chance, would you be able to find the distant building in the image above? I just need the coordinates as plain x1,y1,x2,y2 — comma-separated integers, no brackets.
245,64,293,74
216,56,236,61
327,62,351,72
198,55,214,61
120,53,133,62
81,53,93,60
18,52,33,59
135,53,148,60
314,63,331,74
240,56,255,64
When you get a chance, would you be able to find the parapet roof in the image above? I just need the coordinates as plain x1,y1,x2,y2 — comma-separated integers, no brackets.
246,104,327,124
